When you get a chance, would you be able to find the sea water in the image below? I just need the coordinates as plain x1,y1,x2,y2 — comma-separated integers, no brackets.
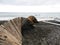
0,12,60,21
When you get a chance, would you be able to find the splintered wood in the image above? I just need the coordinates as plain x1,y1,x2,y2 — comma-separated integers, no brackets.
0,17,22,45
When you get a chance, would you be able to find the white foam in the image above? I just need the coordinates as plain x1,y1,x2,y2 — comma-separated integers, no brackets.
0,17,16,21
37,18,54,21
0,17,54,21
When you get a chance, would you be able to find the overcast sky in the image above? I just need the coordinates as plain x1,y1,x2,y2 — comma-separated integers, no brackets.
0,0,60,18
0,0,60,12
0,0,60,5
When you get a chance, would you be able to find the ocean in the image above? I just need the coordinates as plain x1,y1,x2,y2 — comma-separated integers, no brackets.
0,12,60,21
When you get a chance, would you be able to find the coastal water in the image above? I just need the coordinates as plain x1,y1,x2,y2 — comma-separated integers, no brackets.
0,12,60,21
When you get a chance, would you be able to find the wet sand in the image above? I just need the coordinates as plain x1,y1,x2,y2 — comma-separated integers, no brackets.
22,21,60,45
47,20,60,24
0,21,7,25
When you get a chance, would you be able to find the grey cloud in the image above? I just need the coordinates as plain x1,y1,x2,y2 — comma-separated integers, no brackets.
0,0,60,5
0,0,16,5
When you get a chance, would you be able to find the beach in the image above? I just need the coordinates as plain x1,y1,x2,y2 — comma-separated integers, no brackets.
0,17,60,45
22,21,60,45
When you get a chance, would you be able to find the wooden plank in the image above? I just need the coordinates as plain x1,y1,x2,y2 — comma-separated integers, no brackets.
0,26,21,45
11,17,21,36
1,17,22,40
0,17,22,45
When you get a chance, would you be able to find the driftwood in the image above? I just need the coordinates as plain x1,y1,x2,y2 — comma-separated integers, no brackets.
0,17,22,45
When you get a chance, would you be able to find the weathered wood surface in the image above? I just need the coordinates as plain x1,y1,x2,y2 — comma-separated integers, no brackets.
0,17,22,45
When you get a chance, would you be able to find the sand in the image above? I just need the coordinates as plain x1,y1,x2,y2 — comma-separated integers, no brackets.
22,21,60,45
0,18,60,45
